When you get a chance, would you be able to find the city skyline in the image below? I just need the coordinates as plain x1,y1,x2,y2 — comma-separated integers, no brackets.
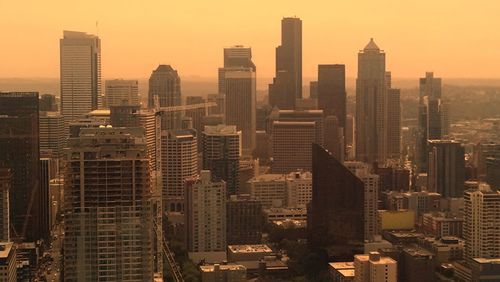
3,1,500,79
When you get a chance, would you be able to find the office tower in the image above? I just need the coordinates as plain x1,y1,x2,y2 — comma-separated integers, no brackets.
202,125,241,195
354,252,397,282
486,157,500,189
39,158,56,242
105,79,139,107
269,17,302,109
401,191,441,222
0,242,16,281
324,115,344,162
185,96,207,150
256,105,272,131
0,167,11,242
464,183,500,259
271,121,316,173
224,67,256,154
267,109,325,146
110,105,141,127
345,114,356,160
356,38,387,164
148,65,181,130
63,127,157,281
345,162,380,242
185,170,227,261
207,94,225,116
308,144,364,259
476,142,500,179
427,140,465,198
0,92,42,242
238,157,258,193
39,111,65,159
285,170,312,207
386,88,401,160
309,81,318,99
226,194,262,245
161,129,198,212
60,31,101,123
317,64,346,127
419,72,442,99
39,94,58,112
218,45,256,95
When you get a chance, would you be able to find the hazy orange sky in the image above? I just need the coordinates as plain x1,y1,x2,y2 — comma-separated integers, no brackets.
2,0,500,80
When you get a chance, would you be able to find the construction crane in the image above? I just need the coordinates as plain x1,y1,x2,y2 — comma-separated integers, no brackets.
153,217,184,282
158,102,217,112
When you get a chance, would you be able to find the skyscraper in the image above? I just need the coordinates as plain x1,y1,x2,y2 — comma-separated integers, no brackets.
0,167,11,242
185,170,227,262
202,125,241,195
63,127,157,281
269,17,302,109
419,72,442,99
308,144,365,259
355,38,387,164
161,129,198,212
105,79,139,107
464,183,500,260
39,111,65,159
218,45,255,95
0,92,42,242
387,88,401,160
427,140,465,198
60,31,101,123
226,194,262,245
317,64,346,127
148,65,181,130
186,96,207,150
225,67,256,154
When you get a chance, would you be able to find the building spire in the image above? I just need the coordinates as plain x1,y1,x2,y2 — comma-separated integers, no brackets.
364,38,380,51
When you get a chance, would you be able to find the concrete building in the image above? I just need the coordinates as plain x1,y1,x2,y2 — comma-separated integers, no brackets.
199,263,246,282
345,162,379,242
378,210,415,231
39,94,58,112
105,79,139,107
401,247,436,282
354,251,397,282
402,191,442,223
161,129,198,212
464,183,500,259
185,171,227,263
185,96,207,150
39,111,65,159
266,109,324,146
226,195,262,245
63,127,158,281
148,65,181,130
329,262,355,282
224,67,256,154
218,45,255,96
309,81,318,99
455,258,500,282
428,140,465,198
422,212,463,238
0,168,10,242
271,121,315,173
0,242,16,282
248,174,287,208
356,38,387,164
262,207,307,222
60,30,102,123
285,170,312,207
269,17,302,110
202,125,241,195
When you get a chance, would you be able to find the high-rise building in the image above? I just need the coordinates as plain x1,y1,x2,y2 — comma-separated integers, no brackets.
148,65,181,130
60,31,101,123
105,79,139,107
386,88,401,160
0,92,42,242
324,115,344,162
419,72,442,99
354,251,397,282
427,140,465,198
39,111,65,159
202,125,241,195
464,183,500,260
185,96,207,150
161,129,198,212
185,170,227,262
269,17,302,110
309,81,318,99
267,109,325,146
271,121,316,173
0,167,11,242
486,157,500,190
355,38,387,164
248,174,287,208
218,45,256,96
345,162,380,242
317,64,346,127
225,67,256,154
0,242,17,281
63,127,158,281
308,144,365,259
226,194,262,245
39,94,58,112
39,158,55,242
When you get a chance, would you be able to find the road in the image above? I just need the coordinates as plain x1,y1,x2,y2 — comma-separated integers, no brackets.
41,223,63,282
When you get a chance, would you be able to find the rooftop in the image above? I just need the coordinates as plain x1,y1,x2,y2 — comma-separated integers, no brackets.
228,244,273,254
0,242,14,259
199,263,246,272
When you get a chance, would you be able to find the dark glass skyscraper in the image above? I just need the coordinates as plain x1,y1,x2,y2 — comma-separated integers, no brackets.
317,64,346,127
308,144,364,260
0,92,43,242
148,65,181,130
269,17,302,110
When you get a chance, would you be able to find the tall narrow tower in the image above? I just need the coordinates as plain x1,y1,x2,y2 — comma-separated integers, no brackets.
148,65,182,130
60,31,101,123
355,38,387,164
269,17,302,109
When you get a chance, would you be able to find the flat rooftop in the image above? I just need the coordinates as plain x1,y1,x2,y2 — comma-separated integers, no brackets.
200,264,246,272
228,244,273,254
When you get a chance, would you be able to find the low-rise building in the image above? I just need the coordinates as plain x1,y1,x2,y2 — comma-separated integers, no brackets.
422,212,463,238
200,263,247,282
354,251,397,282
0,242,16,282
329,262,355,282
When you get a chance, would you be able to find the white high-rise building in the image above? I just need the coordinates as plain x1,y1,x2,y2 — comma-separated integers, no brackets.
345,161,380,242
185,170,227,263
39,111,65,159
60,30,101,123
354,252,397,282
105,79,139,107
356,38,387,164
464,183,500,260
